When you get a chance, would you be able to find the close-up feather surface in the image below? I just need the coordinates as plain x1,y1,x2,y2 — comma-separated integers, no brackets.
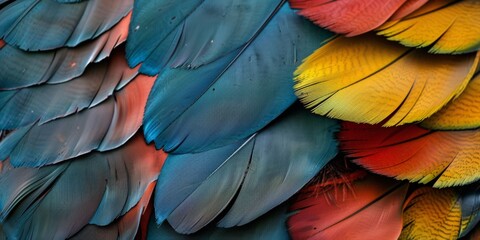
0,0,479,239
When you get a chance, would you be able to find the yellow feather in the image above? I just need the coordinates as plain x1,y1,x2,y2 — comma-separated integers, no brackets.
422,73,480,130
400,188,461,240
294,35,479,126
378,0,480,54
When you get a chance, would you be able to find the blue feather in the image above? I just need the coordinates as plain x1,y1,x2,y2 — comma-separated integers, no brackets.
139,3,333,153
153,106,339,234
147,205,290,240
0,14,130,89
0,0,132,50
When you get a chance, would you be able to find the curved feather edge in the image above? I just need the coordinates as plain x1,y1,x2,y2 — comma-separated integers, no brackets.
0,74,155,167
141,4,333,153
378,0,480,54
340,122,480,187
294,34,479,126
0,0,132,50
0,48,139,130
147,204,289,240
400,187,461,240
288,0,408,36
153,106,338,234
0,13,131,90
0,134,166,239
127,0,286,74
288,173,407,240
69,182,156,240
422,72,480,130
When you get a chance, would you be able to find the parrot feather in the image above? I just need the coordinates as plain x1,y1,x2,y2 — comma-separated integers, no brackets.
70,182,156,240
153,106,338,233
127,0,285,73
147,205,289,240
0,13,130,90
141,4,333,153
0,134,165,240
294,34,479,126
340,122,480,187
422,72,480,130
0,0,132,50
400,187,461,240
288,173,407,240
288,0,409,36
0,49,138,130
0,74,154,167
378,0,480,54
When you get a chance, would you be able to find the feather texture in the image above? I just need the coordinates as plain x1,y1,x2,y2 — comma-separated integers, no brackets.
140,4,333,153
0,74,155,167
70,182,156,240
400,187,461,240
127,0,286,74
0,134,166,240
147,205,289,240
288,173,407,240
288,0,409,36
378,0,480,54
294,34,479,126
153,106,338,233
422,72,480,130
0,13,130,90
340,122,480,187
0,49,138,130
0,0,132,50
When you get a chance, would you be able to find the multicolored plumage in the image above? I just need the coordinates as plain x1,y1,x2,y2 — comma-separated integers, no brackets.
0,0,479,239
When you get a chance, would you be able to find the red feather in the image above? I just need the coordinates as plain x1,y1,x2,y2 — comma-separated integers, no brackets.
288,173,407,240
289,0,407,36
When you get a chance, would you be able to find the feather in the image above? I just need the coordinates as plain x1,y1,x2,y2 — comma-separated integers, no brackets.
70,182,156,240
459,186,480,237
0,49,138,130
0,0,132,50
422,72,480,130
288,173,407,240
147,205,289,240
153,106,338,234
378,0,480,54
0,74,155,167
140,4,333,153
294,34,479,126
0,134,165,240
288,0,408,36
340,122,480,187
390,0,429,20
127,0,285,73
0,13,130,90
400,187,461,240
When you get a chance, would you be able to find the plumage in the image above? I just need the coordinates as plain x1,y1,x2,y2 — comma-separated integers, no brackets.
153,106,338,233
400,187,462,240
0,134,166,239
288,173,407,240
0,73,154,167
288,0,411,36
0,0,132,50
422,72,480,130
294,34,479,126
0,49,138,129
0,0,478,239
70,183,156,240
0,13,130,89
147,205,290,240
340,122,480,187
139,4,333,153
378,0,480,54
